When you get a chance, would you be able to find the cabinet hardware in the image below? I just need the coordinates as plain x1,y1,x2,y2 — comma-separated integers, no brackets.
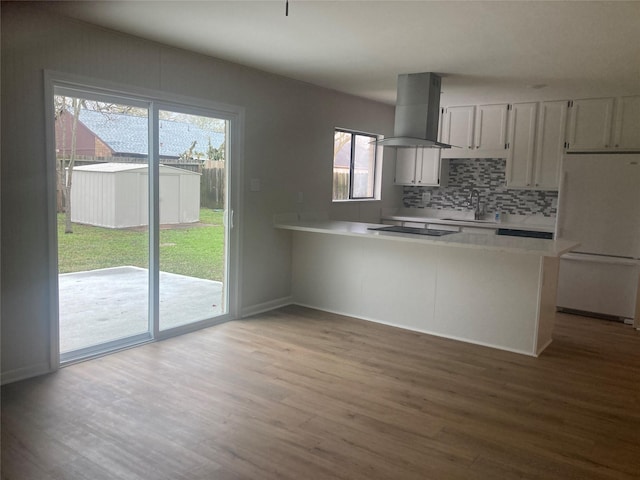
615,144,619,147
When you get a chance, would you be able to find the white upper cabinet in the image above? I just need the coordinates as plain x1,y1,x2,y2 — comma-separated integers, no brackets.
506,101,568,191
534,100,568,190
416,148,443,185
474,104,509,151
506,103,538,188
567,97,615,150
394,148,418,185
613,96,640,150
441,104,509,158
394,147,446,186
441,105,475,151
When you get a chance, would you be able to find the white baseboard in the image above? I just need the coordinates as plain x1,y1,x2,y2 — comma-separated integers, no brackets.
293,302,537,357
1,362,52,385
241,296,293,318
536,338,554,357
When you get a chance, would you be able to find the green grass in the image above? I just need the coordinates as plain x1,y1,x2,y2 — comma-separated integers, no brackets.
58,208,225,281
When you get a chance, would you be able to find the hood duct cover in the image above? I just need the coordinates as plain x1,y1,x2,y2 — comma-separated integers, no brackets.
377,72,452,148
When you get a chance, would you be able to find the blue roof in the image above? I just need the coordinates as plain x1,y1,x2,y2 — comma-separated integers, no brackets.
78,109,224,158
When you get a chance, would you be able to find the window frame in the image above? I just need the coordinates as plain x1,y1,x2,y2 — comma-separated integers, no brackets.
332,128,382,202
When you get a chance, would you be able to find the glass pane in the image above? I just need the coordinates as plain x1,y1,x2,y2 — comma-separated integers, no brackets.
333,131,352,200
158,110,228,331
55,92,150,355
352,134,376,198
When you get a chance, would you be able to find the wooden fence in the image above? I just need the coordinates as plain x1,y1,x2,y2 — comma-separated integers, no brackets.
333,170,350,200
333,170,372,200
200,166,225,209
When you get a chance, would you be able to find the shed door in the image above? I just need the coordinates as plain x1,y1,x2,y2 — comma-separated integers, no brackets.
159,174,180,224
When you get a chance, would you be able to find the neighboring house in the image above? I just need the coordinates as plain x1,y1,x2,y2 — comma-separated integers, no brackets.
55,109,225,161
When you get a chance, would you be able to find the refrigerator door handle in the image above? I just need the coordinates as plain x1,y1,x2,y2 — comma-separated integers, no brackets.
555,171,567,238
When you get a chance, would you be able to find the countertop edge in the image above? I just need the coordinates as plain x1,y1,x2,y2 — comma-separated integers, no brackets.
275,220,578,257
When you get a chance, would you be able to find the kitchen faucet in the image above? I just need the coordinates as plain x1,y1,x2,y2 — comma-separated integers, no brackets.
468,189,482,220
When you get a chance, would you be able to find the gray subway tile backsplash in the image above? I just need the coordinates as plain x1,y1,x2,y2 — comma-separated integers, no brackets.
403,158,557,216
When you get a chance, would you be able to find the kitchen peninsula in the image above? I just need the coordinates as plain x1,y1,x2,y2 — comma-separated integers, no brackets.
275,215,578,356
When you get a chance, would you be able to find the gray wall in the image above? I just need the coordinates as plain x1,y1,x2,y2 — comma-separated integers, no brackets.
0,4,398,382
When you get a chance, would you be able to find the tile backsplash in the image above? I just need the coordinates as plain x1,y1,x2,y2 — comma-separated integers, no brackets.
403,158,558,217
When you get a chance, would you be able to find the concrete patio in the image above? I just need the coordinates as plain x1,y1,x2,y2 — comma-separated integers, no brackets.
59,266,223,353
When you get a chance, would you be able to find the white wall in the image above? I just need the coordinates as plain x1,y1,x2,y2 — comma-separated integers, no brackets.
0,4,399,382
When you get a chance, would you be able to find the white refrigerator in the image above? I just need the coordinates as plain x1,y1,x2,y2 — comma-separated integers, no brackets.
556,152,640,325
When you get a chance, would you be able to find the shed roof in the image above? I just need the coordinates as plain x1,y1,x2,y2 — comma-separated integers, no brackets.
74,162,200,175
77,109,225,158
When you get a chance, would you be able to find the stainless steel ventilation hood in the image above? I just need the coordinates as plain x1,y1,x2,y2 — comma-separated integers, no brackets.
377,72,452,149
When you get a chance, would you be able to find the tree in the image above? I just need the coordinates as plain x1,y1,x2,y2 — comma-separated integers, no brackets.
207,138,225,162
54,96,83,233
334,130,351,157
179,140,198,162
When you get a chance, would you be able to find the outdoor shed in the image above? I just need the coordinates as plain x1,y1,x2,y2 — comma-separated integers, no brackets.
70,163,201,228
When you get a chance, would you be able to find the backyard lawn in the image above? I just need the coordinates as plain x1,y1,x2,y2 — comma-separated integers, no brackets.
58,208,225,281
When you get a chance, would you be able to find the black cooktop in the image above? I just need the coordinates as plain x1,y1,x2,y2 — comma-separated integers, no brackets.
368,225,456,236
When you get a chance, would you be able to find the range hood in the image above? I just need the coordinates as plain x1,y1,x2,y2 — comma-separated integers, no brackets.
377,72,452,149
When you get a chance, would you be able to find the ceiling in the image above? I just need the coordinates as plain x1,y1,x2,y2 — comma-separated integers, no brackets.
44,1,640,105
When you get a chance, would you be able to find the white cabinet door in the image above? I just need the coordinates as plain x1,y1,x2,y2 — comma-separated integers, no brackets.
442,106,475,150
394,148,417,185
475,104,509,151
416,148,441,186
567,98,614,150
613,95,640,150
506,103,537,188
534,100,568,190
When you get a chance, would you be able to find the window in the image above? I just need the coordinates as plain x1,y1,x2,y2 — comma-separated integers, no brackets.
332,128,381,201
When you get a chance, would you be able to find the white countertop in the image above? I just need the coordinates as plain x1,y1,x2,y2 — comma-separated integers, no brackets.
382,209,555,233
275,219,578,257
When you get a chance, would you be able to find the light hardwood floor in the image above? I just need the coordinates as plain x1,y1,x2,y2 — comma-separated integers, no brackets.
2,305,640,479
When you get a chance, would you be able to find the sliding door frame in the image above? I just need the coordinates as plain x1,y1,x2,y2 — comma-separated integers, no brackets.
44,70,244,370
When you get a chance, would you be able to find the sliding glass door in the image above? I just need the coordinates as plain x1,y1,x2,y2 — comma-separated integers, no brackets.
158,108,228,330
51,81,236,363
157,108,229,331
55,88,152,361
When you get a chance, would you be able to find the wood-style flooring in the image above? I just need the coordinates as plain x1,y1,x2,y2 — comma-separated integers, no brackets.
2,305,640,479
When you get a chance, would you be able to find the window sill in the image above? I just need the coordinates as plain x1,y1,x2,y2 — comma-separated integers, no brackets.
332,198,381,203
